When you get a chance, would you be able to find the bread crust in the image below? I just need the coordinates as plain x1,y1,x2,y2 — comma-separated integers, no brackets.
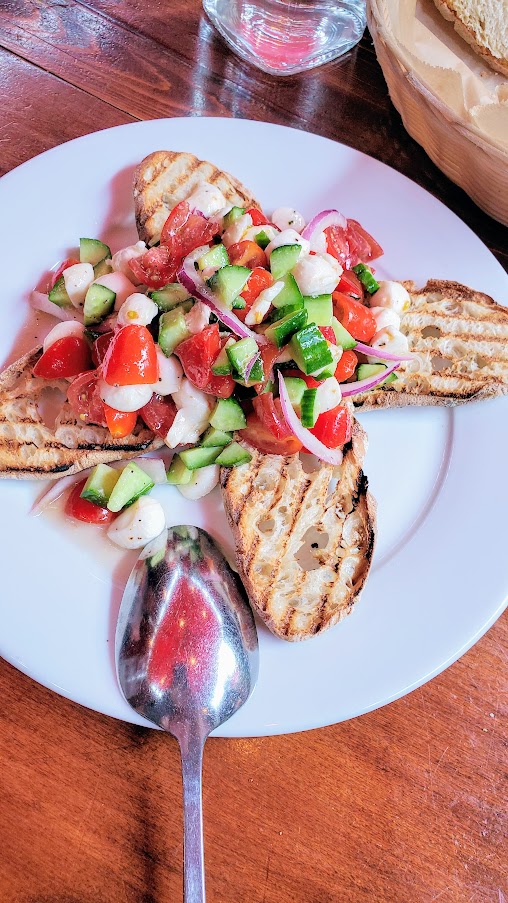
431,0,508,77
0,347,162,479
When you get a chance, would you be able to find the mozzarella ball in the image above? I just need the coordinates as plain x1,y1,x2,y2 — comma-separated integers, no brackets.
370,281,411,315
271,207,306,233
367,327,410,364
242,224,279,245
151,347,183,396
177,465,220,500
185,301,212,335
292,252,342,296
244,281,284,326
186,183,227,217
107,497,166,549
94,272,138,309
98,379,153,412
117,293,159,327
63,263,94,307
315,377,342,411
265,228,310,259
111,241,147,283
370,306,401,331
222,213,253,249
43,321,85,353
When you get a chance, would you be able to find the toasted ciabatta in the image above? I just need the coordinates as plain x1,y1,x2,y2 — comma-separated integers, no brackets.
220,421,376,642
0,348,162,479
354,280,508,410
133,150,259,246
432,0,508,77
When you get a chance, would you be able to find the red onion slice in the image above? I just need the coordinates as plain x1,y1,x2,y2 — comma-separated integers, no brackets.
301,209,347,248
30,291,82,322
278,373,344,466
354,340,414,362
177,251,265,342
340,361,400,396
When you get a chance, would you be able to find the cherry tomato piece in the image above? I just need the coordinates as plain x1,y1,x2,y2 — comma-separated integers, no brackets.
319,326,336,344
252,393,293,440
104,325,158,386
65,479,115,525
176,324,235,398
245,207,272,227
283,369,322,389
34,336,93,379
239,412,302,456
253,342,280,393
228,240,267,269
334,349,358,383
160,200,218,249
67,371,107,426
91,331,115,368
103,405,138,439
128,244,179,290
240,267,274,306
337,269,364,299
49,257,80,290
332,292,377,343
347,219,383,262
309,404,352,448
140,394,177,438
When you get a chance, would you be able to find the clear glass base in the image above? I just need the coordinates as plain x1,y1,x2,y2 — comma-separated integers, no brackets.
203,0,366,76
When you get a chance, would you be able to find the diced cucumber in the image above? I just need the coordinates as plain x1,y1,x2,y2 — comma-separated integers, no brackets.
226,337,259,379
80,463,119,507
150,283,191,311
212,338,236,375
259,378,275,394
270,273,303,309
290,325,333,375
264,308,308,349
107,462,154,513
311,343,342,380
300,388,319,427
83,283,116,326
254,230,271,250
267,301,304,323
242,357,264,385
93,257,113,280
179,445,222,470
80,238,111,266
356,363,397,385
207,265,250,307
232,296,246,309
210,397,246,431
48,275,71,308
352,263,380,295
158,308,191,356
201,427,233,448
197,244,229,271
215,442,252,467
223,206,245,228
270,244,302,280
303,294,333,327
167,455,193,485
284,376,307,411
331,317,357,350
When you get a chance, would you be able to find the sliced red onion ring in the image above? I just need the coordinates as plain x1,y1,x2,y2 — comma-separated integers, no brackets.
177,250,266,342
278,372,344,466
301,209,347,247
244,352,261,382
353,340,414,362
31,469,92,516
340,361,400,396
30,291,82,322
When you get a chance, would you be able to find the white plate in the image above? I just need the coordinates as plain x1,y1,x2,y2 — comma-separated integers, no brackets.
1,118,507,737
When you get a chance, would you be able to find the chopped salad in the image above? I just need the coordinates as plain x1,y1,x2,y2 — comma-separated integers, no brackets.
31,184,413,548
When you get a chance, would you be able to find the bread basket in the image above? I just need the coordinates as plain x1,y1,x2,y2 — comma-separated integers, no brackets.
368,0,508,226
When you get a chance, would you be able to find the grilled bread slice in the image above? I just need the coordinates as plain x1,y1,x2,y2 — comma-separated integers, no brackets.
0,347,162,479
354,280,508,410
432,0,508,77
220,421,376,641
133,150,259,246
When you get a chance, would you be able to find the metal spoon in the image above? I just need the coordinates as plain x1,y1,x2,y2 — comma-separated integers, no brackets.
115,525,259,903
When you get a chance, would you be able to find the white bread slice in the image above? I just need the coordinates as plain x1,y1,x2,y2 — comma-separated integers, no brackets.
220,421,376,641
0,347,162,479
133,151,259,246
432,0,508,76
354,280,508,410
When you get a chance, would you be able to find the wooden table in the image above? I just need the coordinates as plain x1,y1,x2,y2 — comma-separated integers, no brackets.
0,3,507,901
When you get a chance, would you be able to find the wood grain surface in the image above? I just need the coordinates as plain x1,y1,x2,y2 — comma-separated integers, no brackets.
0,2,507,900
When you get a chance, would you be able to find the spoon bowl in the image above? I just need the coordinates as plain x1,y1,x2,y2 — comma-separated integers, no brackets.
115,525,258,902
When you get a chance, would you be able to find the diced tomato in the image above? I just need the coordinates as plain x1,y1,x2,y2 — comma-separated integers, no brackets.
104,325,158,386
160,200,218,249
334,349,358,383
337,269,364,300
325,220,383,269
67,371,107,426
128,244,179,290
283,369,322,389
65,479,115,525
50,257,80,290
140,394,177,438
228,241,267,269
325,225,351,268
347,220,383,262
239,412,302,456
319,326,336,345
33,336,93,379
91,331,115,368
310,404,352,448
254,342,280,393
332,292,377,343
252,393,293,440
176,324,235,398
245,207,272,227
240,267,274,306
103,405,138,439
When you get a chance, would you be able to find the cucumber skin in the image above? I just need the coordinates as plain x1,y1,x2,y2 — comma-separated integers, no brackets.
215,442,252,467
210,398,246,432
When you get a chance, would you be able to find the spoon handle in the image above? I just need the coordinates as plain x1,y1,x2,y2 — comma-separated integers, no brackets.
180,737,206,903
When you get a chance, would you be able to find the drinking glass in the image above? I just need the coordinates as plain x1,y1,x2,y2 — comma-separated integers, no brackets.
203,0,366,76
